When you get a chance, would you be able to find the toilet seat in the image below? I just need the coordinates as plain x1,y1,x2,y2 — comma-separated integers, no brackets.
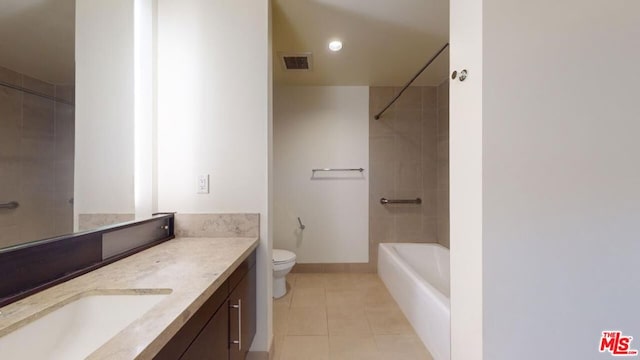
273,249,296,264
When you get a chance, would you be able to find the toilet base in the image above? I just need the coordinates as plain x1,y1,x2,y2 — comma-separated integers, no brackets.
273,276,287,299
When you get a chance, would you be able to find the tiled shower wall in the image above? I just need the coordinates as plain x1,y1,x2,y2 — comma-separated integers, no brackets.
436,80,450,248
369,83,449,269
0,66,75,249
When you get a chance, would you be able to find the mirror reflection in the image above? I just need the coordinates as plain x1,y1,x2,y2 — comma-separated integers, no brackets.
0,0,138,250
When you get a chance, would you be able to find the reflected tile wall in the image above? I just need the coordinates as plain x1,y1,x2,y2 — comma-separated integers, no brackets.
436,80,450,248
0,65,75,249
369,84,449,270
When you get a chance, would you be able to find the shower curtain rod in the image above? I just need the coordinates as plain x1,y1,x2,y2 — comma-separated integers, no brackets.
0,80,74,106
374,42,449,120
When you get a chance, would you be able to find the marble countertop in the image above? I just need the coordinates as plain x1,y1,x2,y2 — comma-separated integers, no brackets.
0,236,259,359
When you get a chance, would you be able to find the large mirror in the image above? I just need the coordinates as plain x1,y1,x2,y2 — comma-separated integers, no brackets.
0,0,149,250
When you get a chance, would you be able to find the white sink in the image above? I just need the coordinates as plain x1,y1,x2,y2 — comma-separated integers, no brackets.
0,292,169,360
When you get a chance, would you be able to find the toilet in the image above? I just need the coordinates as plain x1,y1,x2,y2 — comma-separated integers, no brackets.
272,249,296,298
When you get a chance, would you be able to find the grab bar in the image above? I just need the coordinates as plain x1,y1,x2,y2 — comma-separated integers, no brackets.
312,168,364,173
0,201,19,210
380,198,422,205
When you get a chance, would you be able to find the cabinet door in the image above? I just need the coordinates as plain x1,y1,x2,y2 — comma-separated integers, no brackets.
180,304,229,360
229,265,256,360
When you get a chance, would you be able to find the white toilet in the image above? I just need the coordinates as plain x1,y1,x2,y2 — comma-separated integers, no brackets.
273,249,296,298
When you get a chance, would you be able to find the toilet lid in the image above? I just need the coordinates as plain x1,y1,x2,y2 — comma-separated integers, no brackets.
273,249,296,264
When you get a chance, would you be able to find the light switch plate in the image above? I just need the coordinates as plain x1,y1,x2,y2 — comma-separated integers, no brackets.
197,174,209,194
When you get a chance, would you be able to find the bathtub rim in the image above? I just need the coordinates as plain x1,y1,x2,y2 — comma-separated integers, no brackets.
378,242,451,308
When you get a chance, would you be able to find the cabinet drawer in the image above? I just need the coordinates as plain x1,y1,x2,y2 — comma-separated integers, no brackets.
228,251,256,291
154,281,228,359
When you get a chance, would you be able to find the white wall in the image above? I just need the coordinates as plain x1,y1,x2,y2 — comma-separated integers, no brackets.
134,0,156,219
273,86,369,263
482,1,640,359
75,0,135,227
452,1,640,359
449,0,482,357
156,0,272,352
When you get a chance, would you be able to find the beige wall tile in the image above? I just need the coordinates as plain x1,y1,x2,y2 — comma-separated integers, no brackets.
368,84,449,266
52,205,73,236
397,161,422,191
18,204,54,243
395,212,423,241
422,216,438,243
0,160,20,211
369,160,396,195
55,102,75,161
22,75,55,97
422,86,437,110
394,108,422,143
55,84,75,104
0,66,22,86
0,69,74,248
369,216,395,243
436,80,450,248
394,86,422,110
287,307,328,335
23,94,54,138
370,135,396,164
0,225,20,249
0,87,22,131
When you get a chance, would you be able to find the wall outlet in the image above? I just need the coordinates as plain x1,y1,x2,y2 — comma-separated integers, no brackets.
197,174,210,194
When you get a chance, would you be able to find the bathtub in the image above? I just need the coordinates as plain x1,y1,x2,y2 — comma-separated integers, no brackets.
378,243,450,360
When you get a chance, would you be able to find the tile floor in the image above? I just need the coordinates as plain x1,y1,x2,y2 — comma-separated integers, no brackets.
273,273,433,360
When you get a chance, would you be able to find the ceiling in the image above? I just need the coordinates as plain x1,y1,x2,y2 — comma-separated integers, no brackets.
0,0,75,85
273,0,450,87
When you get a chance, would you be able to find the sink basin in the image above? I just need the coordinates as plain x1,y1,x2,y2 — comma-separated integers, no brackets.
0,291,170,359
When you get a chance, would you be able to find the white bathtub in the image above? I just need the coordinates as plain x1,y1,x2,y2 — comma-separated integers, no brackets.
378,243,450,360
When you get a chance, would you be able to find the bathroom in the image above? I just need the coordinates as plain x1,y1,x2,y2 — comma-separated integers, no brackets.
270,1,451,358
1,0,639,360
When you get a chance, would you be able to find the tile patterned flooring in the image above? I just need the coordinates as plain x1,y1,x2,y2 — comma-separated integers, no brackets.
273,273,433,360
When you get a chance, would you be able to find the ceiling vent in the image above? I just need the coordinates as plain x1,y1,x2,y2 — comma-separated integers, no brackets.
280,52,313,71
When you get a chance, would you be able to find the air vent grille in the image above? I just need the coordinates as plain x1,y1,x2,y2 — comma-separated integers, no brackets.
280,52,313,71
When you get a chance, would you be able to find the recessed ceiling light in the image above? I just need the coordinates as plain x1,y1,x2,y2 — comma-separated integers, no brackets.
329,40,343,52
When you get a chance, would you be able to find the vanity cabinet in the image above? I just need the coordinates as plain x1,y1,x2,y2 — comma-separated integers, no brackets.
155,250,256,360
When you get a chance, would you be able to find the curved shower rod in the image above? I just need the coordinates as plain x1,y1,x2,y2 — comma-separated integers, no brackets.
374,42,449,120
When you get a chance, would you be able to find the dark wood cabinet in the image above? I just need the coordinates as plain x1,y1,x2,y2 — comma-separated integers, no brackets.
155,250,257,360
229,262,256,360
181,303,229,360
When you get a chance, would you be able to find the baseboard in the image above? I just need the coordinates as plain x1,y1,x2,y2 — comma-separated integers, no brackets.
246,337,274,360
292,263,375,273
246,351,269,360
